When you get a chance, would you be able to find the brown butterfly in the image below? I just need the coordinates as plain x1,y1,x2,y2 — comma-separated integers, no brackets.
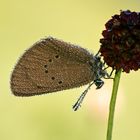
10,37,109,110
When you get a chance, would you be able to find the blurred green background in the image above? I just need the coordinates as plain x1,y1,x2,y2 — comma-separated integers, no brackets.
0,0,140,140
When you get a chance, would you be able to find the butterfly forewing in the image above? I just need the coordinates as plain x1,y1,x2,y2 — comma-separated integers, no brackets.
11,37,95,96
46,37,93,63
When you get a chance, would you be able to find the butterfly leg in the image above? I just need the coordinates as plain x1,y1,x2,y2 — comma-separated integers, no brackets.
104,68,115,79
72,82,95,111
95,50,100,57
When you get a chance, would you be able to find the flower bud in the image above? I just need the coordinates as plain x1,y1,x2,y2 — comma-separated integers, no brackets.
100,10,140,73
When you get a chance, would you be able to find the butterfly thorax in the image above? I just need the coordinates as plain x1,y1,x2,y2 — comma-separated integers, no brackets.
89,55,108,89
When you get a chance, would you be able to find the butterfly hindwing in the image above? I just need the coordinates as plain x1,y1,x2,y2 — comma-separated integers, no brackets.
11,37,94,96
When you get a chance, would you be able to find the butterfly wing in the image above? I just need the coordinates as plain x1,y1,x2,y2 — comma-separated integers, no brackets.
11,37,95,96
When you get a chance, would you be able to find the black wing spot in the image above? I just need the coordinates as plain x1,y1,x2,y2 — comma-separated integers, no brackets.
49,59,52,62
55,55,59,58
37,85,41,89
45,70,48,73
44,64,47,68
58,81,62,84
51,77,55,80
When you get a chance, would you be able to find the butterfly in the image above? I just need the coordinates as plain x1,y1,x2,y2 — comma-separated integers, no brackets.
10,37,109,111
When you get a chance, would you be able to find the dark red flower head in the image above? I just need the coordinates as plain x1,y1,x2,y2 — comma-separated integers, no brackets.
100,10,140,73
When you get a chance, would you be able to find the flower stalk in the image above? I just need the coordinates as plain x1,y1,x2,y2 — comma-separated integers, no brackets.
106,69,122,140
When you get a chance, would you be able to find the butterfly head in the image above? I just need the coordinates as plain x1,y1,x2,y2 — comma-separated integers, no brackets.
89,55,109,89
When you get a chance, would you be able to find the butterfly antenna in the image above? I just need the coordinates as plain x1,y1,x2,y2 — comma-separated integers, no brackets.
73,82,94,111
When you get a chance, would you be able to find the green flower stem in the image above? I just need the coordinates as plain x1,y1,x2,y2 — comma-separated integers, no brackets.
106,69,122,140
